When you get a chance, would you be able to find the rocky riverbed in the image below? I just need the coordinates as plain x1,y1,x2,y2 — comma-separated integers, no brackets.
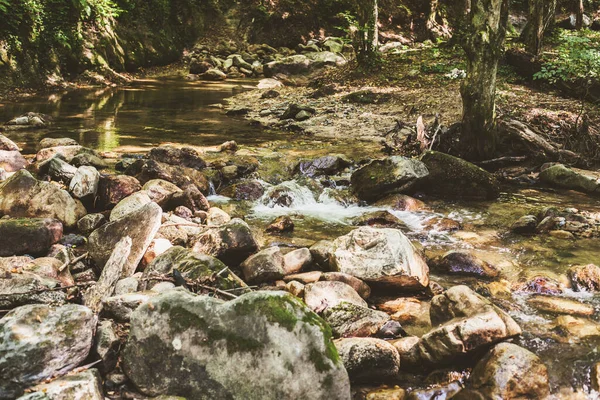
1,78,600,400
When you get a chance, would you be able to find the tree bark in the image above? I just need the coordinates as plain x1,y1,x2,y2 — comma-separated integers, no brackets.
355,0,379,67
460,0,509,159
575,0,584,30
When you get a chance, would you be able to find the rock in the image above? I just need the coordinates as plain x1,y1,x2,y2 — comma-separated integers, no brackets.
189,60,212,74
304,281,367,313
527,295,594,316
511,215,538,234
5,113,51,129
0,170,86,229
114,275,140,295
281,104,315,120
297,155,351,177
375,297,431,333
373,194,426,211
109,191,152,221
305,51,346,67
0,218,63,257
539,165,600,195
0,270,66,309
191,218,258,265
218,140,238,152
283,248,312,274
517,275,562,295
43,156,77,183
266,215,294,233
220,181,265,202
286,280,305,297
241,246,285,284
142,238,173,266
69,166,100,199
343,90,392,104
143,179,183,207
93,320,120,372
149,146,206,170
71,152,108,169
169,185,210,213
123,290,351,399
261,89,281,99
98,175,142,209
0,150,27,172
284,271,323,284
125,159,209,194
264,55,312,77
310,240,335,269
102,291,158,322
0,304,96,398
431,251,500,279
335,337,400,381
555,315,600,341
16,369,104,400
77,213,106,235
258,78,284,89
323,38,344,54
206,207,231,226
568,264,600,292
456,343,549,400
330,227,429,291
351,157,429,202
417,151,500,199
407,382,463,400
142,246,244,291
323,302,391,338
352,210,409,230
0,134,20,151
366,388,407,400
37,138,78,150
88,202,162,277
592,363,600,391
35,146,88,163
321,272,371,299
220,164,238,180
200,68,227,81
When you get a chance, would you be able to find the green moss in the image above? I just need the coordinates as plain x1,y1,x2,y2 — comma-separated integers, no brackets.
233,294,301,332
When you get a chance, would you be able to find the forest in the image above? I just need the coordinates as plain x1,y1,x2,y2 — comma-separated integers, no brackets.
1,0,600,399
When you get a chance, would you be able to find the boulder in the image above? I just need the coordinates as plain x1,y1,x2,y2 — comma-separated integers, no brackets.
88,202,162,277
168,185,210,212
45,157,77,183
373,194,426,211
142,246,245,291
283,248,312,274
69,166,100,199
0,218,63,257
0,134,20,151
304,281,367,313
206,207,231,226
191,218,258,265
321,272,371,299
221,180,265,201
109,191,152,221
350,157,428,201
351,210,409,230
266,215,294,233
323,302,391,338
16,369,104,400
241,246,285,284
455,343,549,400
264,55,312,77
97,175,142,209
0,304,96,398
123,290,351,399
417,151,500,199
511,215,538,234
305,51,346,67
102,291,158,322
77,213,106,235
527,295,594,316
93,321,120,373
200,69,227,81
0,170,86,229
143,179,183,207
71,152,108,169
148,146,206,170
125,159,209,194
431,251,500,279
335,338,400,381
568,264,600,292
5,113,51,130
0,150,27,172
330,227,429,291
37,138,78,150
35,146,88,163
0,271,66,309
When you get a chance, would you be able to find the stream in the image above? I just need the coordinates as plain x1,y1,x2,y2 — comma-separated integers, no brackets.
2,77,600,396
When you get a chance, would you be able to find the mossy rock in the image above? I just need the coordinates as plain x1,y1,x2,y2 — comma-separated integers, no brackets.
416,151,500,200
539,164,600,194
342,90,391,104
123,289,351,399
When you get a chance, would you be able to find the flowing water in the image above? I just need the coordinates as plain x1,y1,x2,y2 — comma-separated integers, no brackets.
2,77,600,396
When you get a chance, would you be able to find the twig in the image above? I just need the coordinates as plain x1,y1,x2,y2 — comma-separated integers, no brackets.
59,252,89,272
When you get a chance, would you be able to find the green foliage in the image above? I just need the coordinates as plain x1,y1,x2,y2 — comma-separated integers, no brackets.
535,30,600,85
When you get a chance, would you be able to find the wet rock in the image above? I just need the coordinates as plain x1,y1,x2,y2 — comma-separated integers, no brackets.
323,301,391,338
149,146,206,170
169,185,210,213
516,275,563,295
102,291,158,322
351,157,429,202
241,246,285,284
417,151,500,200
69,165,100,199
35,145,89,163
539,164,600,194
123,290,350,399
549,229,575,239
0,134,20,151
431,251,500,279
527,295,594,316
297,155,351,178
0,150,27,172
93,320,120,372
206,207,231,226
321,272,371,299
71,152,108,169
0,218,62,257
310,240,335,269
568,264,600,292
330,227,429,291
283,248,312,274
16,369,104,400
261,89,280,99
456,343,549,400
422,217,461,232
191,218,258,265
511,215,538,234
5,113,51,130
142,179,182,208
0,170,86,229
98,174,142,209
407,381,463,400
77,213,106,235
373,194,426,211
144,246,244,291
375,297,431,334
366,388,407,400
88,202,162,277
199,68,227,81
352,210,409,230
304,281,367,313
109,191,152,221
555,315,600,341
0,304,96,398
37,138,78,150
264,55,312,77
126,159,209,194
335,337,400,381
266,215,294,233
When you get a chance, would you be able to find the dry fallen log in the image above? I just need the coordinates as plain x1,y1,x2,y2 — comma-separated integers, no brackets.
497,118,559,160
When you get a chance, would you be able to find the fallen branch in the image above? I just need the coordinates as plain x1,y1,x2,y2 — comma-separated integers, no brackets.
58,252,89,272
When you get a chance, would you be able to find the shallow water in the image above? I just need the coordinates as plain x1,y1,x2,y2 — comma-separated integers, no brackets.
3,77,600,395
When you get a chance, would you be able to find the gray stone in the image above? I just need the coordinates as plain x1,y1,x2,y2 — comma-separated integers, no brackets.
0,134,20,151
102,291,159,322
93,320,120,372
77,213,106,236
45,157,77,183
0,218,62,257
16,369,104,400
304,281,367,313
241,246,285,284
191,218,258,265
0,150,27,172
38,138,78,151
283,248,312,274
109,191,152,221
540,164,600,195
323,302,391,338
143,179,183,208
69,166,100,199
335,337,400,381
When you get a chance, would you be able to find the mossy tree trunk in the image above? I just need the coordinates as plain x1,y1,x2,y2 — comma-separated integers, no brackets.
460,0,509,160
521,0,555,57
354,0,379,67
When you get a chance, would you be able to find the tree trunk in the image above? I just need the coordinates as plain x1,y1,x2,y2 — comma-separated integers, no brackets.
525,0,544,56
460,0,509,159
575,0,584,30
355,0,379,67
